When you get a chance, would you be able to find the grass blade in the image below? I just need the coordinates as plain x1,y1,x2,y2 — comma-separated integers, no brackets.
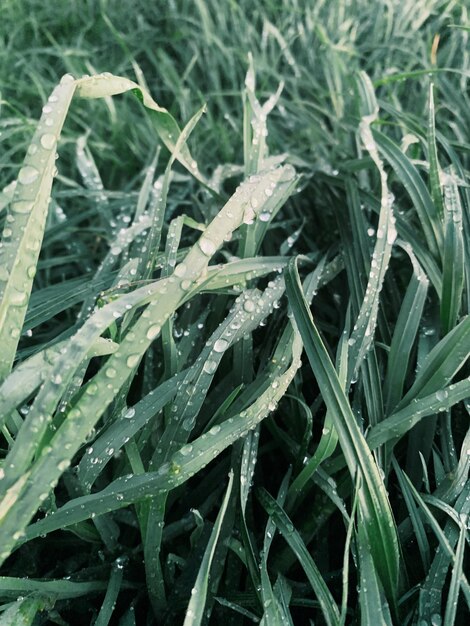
284,257,400,611
183,471,233,626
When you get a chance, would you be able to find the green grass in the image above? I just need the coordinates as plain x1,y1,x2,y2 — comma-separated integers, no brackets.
0,1,469,624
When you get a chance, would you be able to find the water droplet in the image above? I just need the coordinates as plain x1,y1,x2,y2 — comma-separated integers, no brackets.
174,263,187,277
147,325,161,340
86,382,98,395
60,73,75,85
198,236,217,256
11,290,27,306
259,211,271,222
18,165,39,185
105,367,117,378
243,300,256,313
11,200,34,214
27,144,38,155
57,460,70,471
179,444,193,456
213,338,229,353
126,354,140,368
124,407,135,419
209,425,221,435
203,360,217,375
40,133,56,150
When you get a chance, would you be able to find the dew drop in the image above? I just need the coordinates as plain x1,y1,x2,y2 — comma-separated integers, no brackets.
18,165,39,185
203,360,217,375
243,300,256,313
105,367,117,378
11,200,34,214
40,133,56,150
179,444,193,456
147,325,161,340
198,236,217,256
259,211,271,222
126,354,140,368
174,263,187,278
213,338,229,353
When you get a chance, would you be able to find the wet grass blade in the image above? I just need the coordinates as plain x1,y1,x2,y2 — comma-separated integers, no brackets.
256,487,340,626
284,257,400,611
440,175,465,334
183,471,233,626
0,76,76,381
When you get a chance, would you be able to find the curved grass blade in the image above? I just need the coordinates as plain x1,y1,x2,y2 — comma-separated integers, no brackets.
0,595,51,626
374,129,443,260
75,74,210,189
0,577,107,599
0,166,296,545
348,72,396,381
383,247,429,414
396,316,470,409
21,334,303,544
0,76,76,381
284,257,400,611
94,561,124,626
367,376,470,449
260,472,292,626
77,372,183,490
183,471,233,626
356,510,393,626
256,487,340,626
443,519,466,626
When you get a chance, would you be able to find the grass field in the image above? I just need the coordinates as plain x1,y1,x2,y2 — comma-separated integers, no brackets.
0,1,469,624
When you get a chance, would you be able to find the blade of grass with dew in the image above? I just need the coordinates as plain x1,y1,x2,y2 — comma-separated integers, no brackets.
382,246,429,414
395,315,470,409
0,164,297,561
259,471,292,626
93,560,125,626
142,279,285,615
74,74,211,190
0,75,76,381
347,72,396,383
367,376,470,449
440,173,465,335
77,372,183,490
443,518,467,626
416,482,470,619
284,257,400,611
0,577,108,599
183,471,233,626
356,510,393,626
21,331,303,543
0,336,117,428
256,487,340,626
0,595,51,626
392,459,431,572
76,134,112,229
374,130,442,259
340,474,360,626
427,82,444,220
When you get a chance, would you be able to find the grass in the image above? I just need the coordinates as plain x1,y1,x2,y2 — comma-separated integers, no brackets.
0,1,469,624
